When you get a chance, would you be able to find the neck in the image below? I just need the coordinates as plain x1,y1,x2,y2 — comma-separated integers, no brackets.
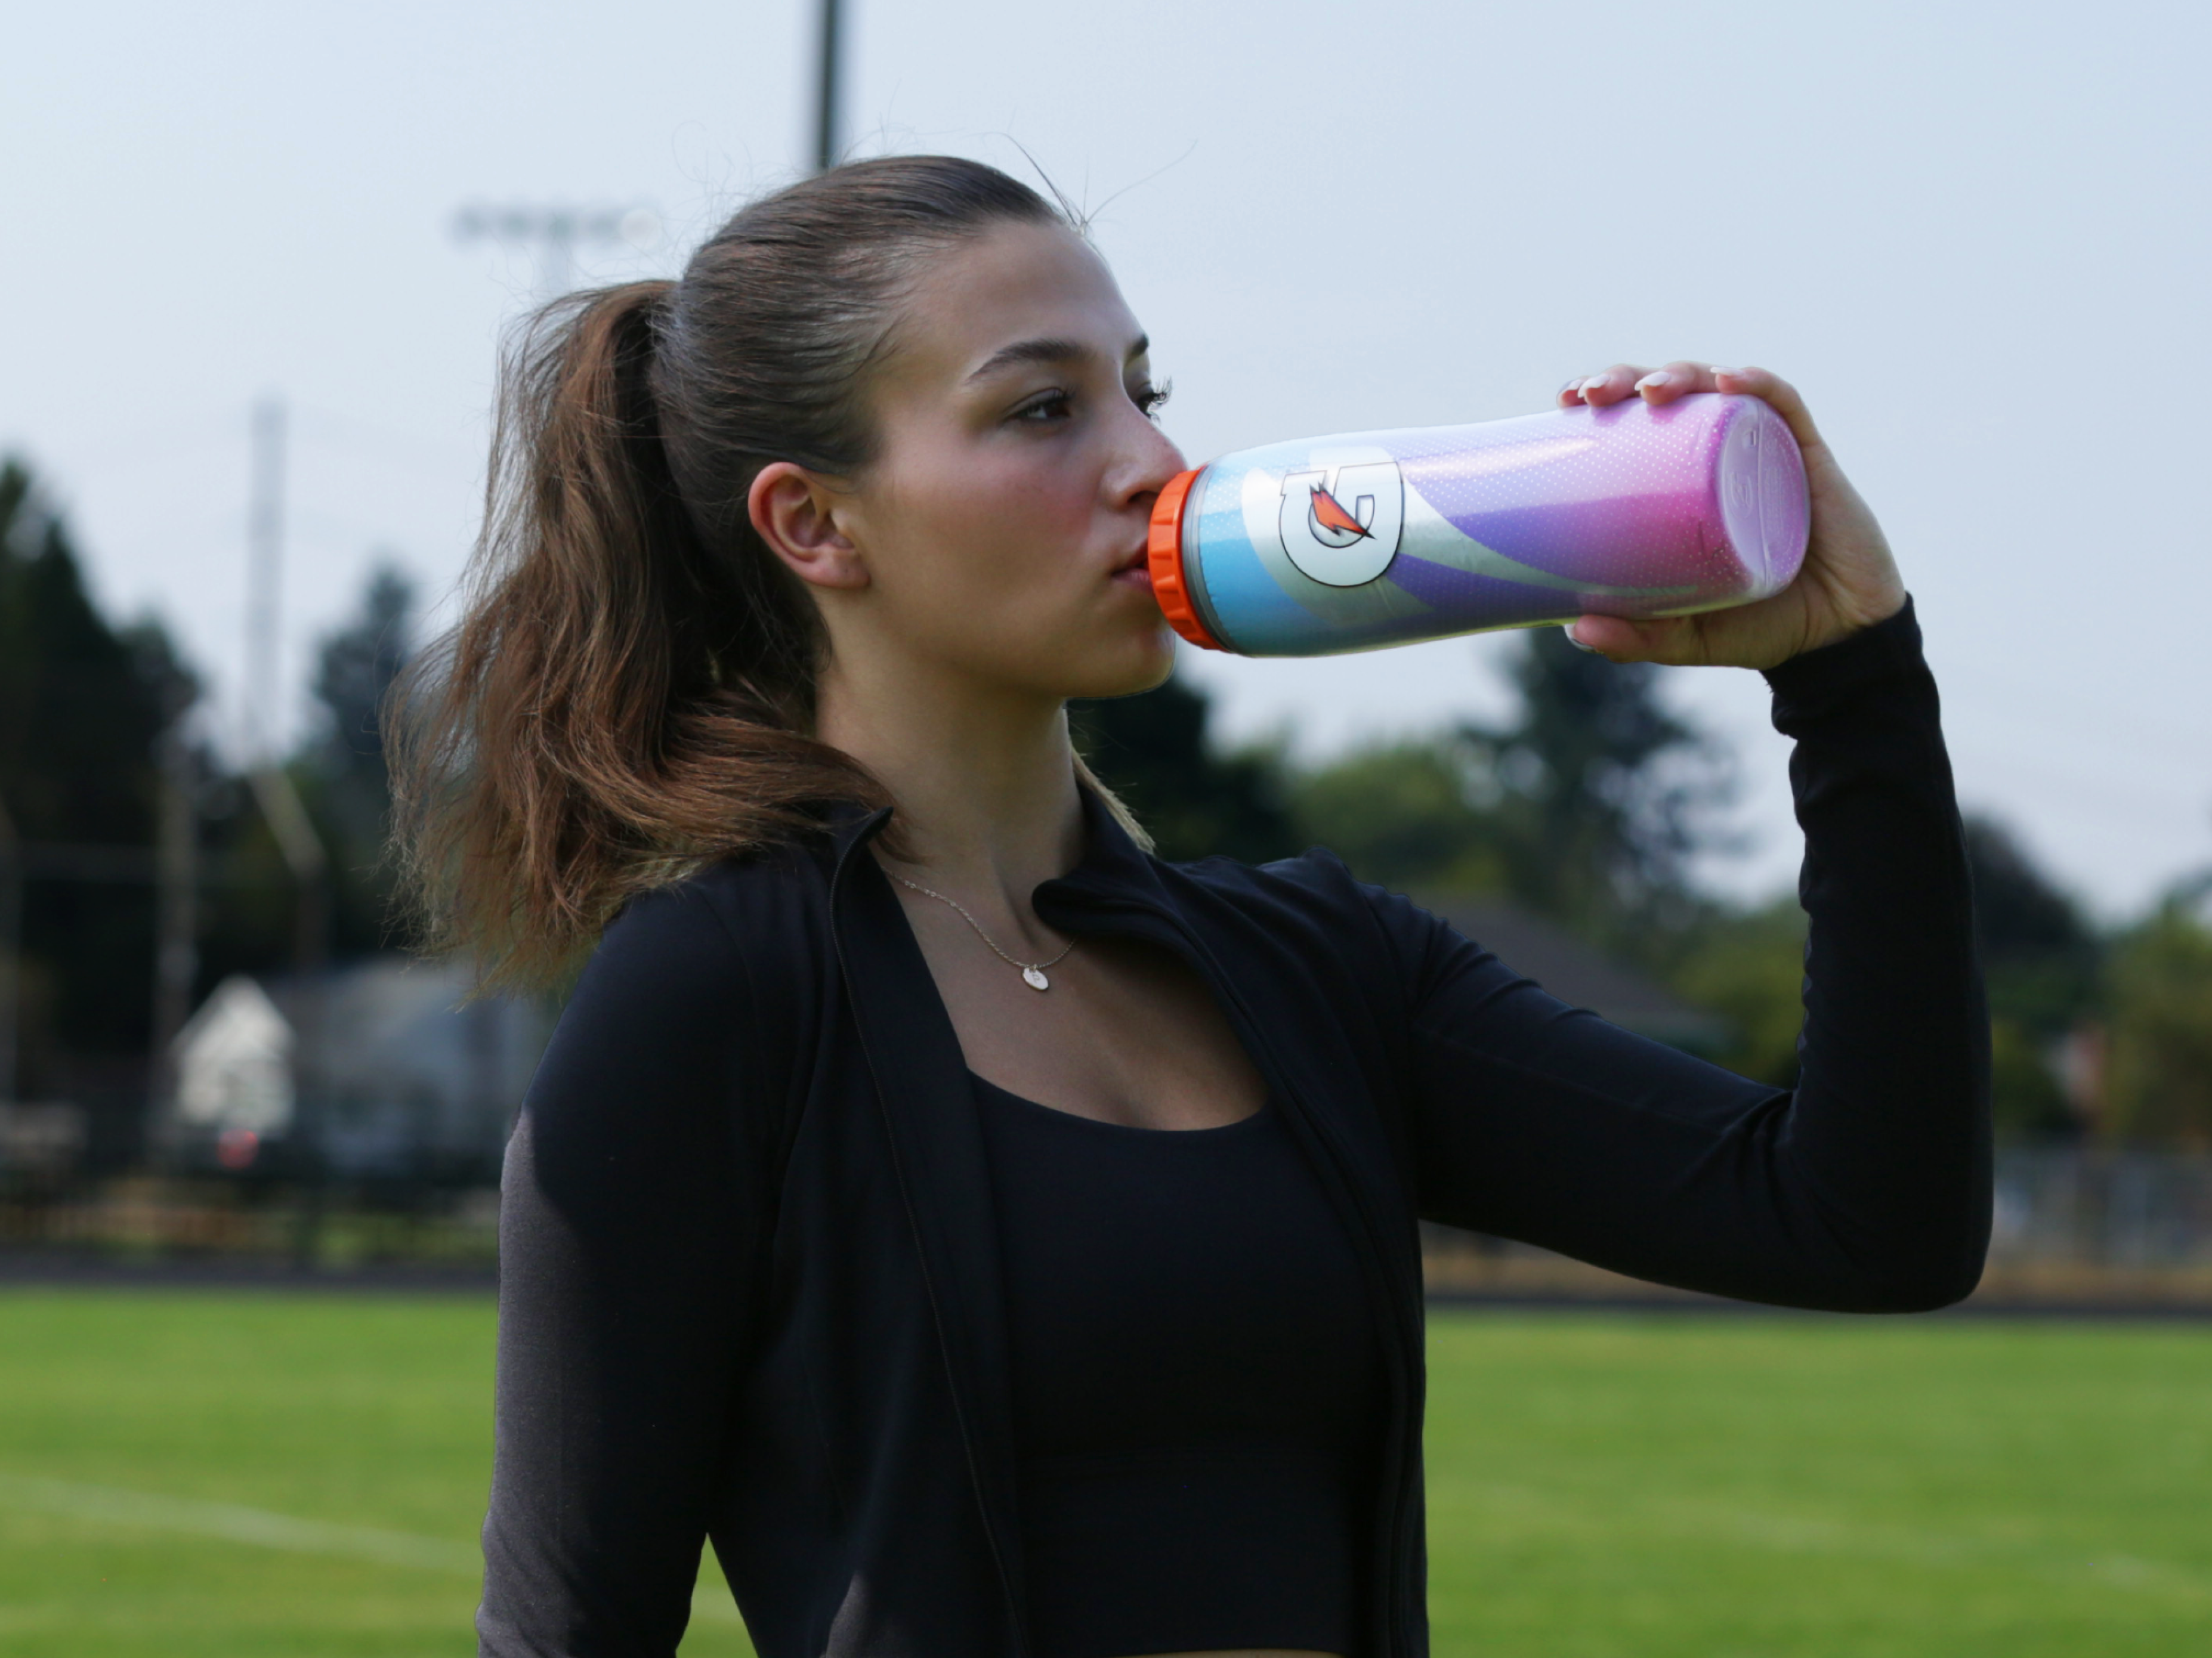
815,655,1085,908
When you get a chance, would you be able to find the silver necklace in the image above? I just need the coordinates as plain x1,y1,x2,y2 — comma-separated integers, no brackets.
888,872,1076,991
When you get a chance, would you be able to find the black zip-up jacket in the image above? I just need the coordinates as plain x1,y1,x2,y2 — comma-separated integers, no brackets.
478,601,1991,1658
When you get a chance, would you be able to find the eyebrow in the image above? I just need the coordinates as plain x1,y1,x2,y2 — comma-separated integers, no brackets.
966,333,1150,383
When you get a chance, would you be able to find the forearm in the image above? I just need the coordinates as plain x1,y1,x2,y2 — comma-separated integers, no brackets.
1757,597,1991,1306
1401,602,1991,1310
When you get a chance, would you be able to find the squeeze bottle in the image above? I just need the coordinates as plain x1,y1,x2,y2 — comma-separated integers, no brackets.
1147,392,1809,656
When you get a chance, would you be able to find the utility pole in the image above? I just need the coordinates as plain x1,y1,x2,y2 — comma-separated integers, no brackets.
147,696,199,1139
0,793,18,1106
245,397,286,765
237,395,332,1254
814,0,846,173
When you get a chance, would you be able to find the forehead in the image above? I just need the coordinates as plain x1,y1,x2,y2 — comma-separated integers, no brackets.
888,220,1142,383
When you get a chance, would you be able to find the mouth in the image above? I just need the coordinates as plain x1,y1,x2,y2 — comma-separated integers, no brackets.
1111,544,1153,590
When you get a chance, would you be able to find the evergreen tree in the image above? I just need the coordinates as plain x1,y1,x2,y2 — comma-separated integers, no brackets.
1070,673,1299,865
1962,816,2101,1136
301,562,415,956
1667,897,1811,1087
1463,627,1733,950
1289,737,1503,895
0,458,191,1094
194,562,419,994
2103,883,2212,1146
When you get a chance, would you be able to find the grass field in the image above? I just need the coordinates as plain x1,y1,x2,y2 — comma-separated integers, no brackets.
0,1292,2206,1656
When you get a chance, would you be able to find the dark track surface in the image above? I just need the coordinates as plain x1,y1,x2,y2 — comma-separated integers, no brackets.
1,1254,2206,1319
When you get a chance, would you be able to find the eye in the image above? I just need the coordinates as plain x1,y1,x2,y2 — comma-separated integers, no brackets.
1012,390,1074,424
1133,378,1173,419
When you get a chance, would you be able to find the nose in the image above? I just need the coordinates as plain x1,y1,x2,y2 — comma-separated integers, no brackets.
1108,402,1190,516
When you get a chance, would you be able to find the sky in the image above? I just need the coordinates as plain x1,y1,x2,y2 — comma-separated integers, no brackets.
4,0,2206,920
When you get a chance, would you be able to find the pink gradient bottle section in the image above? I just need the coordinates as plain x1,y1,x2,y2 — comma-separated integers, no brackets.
1150,393,1810,657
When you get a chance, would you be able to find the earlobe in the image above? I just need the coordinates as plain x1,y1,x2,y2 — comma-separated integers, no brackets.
749,463,869,591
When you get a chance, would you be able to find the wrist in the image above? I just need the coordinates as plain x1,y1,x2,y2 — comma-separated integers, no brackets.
1791,579,1908,661
1765,594,1923,696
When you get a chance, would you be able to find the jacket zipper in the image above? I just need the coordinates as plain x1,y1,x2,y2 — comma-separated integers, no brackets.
828,822,1031,1657
1048,895,1425,1658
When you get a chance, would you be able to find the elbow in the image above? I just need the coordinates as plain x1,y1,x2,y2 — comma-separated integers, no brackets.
1848,1232,1990,1314
1861,1260,1984,1314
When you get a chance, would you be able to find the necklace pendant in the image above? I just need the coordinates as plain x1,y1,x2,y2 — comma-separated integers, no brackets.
1021,966,1051,992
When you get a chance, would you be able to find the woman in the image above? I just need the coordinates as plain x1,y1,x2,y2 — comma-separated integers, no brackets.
402,156,1989,1658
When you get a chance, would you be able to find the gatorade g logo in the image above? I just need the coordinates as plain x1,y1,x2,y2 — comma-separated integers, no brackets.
1278,460,1404,587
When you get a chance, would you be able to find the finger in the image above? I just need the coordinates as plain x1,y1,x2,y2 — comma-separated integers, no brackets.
1567,613,1707,666
1565,364,1650,409
1631,360,1723,404
1709,364,1828,456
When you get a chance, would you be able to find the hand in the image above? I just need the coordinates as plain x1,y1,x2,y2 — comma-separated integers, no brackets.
1556,362,1906,670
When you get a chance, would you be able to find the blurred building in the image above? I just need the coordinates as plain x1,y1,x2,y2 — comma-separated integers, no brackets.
1426,898,1730,1054
167,958,548,1185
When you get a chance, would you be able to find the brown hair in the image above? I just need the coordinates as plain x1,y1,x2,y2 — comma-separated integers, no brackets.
393,156,1111,991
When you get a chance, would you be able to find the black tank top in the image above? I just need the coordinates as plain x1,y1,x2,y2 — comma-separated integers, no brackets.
971,1072,1382,1658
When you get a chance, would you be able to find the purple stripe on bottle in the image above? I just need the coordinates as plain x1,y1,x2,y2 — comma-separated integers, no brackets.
1384,556,1587,625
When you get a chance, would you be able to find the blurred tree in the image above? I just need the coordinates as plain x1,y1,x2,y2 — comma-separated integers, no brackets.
1071,671,1299,865
302,561,416,955
1663,816,2108,1111
197,562,418,981
1290,738,1503,895
1463,627,1733,953
0,459,192,1099
2101,887,2212,1147
1667,897,1809,1087
1962,816,2101,1136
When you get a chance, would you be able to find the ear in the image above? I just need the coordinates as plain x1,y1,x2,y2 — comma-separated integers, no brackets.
749,462,869,590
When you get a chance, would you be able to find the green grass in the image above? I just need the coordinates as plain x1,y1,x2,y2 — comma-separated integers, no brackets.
0,1293,2205,1656
1423,1314,2212,1656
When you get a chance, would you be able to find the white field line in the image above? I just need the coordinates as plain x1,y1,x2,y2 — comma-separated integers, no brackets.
0,1471,745,1625
0,1472,476,1572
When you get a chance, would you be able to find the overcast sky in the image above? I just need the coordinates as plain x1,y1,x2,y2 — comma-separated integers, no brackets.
5,0,2205,919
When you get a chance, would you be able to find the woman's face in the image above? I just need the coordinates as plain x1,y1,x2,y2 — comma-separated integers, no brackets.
826,219,1187,702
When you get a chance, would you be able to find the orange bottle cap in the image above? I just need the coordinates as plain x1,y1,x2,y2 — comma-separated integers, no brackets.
1146,468,1222,651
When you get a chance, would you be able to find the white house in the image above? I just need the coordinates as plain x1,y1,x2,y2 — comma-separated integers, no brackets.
174,975,295,1137
169,957,549,1181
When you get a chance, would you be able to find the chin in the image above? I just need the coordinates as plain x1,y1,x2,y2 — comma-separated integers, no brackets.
1052,624,1178,701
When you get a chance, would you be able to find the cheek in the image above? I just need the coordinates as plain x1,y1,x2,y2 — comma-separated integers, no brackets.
888,463,1093,614
861,449,1167,694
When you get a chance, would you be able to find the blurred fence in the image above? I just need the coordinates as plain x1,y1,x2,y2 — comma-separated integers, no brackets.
5,1134,2211,1302
1991,1145,2212,1269
1422,1143,2212,1310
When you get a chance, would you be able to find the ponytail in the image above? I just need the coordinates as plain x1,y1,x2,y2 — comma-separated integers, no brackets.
393,157,1093,990
391,277,879,992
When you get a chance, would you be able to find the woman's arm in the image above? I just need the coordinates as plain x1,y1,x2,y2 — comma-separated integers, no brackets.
1392,599,1992,1311
478,885,776,1656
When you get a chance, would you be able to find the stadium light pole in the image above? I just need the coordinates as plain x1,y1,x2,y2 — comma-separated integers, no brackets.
814,0,845,172
451,205,660,301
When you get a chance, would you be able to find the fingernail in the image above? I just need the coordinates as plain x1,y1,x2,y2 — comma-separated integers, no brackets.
1635,371,1673,392
1580,375,1608,396
1564,624,1598,652
1711,365,1740,379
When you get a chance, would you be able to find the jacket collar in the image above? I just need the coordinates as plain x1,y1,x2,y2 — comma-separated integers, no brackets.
824,785,1176,924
